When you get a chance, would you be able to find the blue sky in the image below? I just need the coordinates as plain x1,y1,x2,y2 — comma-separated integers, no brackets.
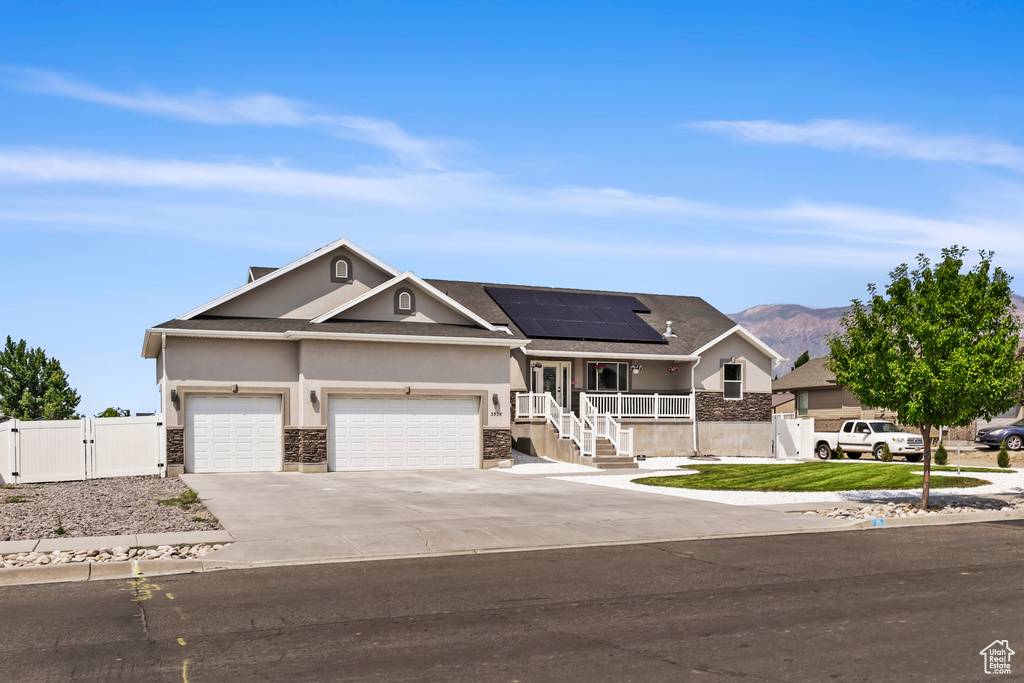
2,1,1024,415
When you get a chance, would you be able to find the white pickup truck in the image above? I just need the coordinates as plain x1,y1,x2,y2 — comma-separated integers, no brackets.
814,420,925,462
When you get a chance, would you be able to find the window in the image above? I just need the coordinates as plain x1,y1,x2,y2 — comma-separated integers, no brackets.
723,362,742,399
842,422,854,434
586,362,628,392
797,391,809,416
855,421,870,434
330,256,352,283
394,288,416,314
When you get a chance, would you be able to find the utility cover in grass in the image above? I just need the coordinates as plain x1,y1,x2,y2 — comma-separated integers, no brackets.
633,462,991,493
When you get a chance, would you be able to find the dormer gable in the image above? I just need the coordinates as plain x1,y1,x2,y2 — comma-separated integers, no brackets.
313,272,498,330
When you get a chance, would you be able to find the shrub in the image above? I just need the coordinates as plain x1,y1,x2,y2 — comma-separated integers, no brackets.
998,440,1010,469
880,442,894,462
832,445,846,460
934,443,948,466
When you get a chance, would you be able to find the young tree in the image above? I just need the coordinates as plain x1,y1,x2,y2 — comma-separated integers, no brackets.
96,407,130,418
826,247,1024,508
0,337,81,420
791,350,810,372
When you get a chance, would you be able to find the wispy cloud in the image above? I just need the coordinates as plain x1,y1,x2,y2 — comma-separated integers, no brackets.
0,148,486,206
1,67,447,169
688,119,1024,173
1,147,1022,261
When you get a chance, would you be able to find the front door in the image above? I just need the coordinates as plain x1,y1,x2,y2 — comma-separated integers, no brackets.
533,361,572,411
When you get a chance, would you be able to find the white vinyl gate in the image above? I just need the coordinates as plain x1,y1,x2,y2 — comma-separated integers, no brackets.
773,414,814,459
0,415,164,484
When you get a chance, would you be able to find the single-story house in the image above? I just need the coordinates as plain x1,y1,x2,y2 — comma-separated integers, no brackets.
142,238,785,475
772,356,1023,438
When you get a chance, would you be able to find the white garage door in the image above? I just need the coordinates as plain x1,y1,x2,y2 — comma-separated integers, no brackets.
186,395,282,473
329,396,480,471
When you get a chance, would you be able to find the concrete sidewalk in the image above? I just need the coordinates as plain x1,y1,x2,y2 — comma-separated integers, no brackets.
184,469,846,568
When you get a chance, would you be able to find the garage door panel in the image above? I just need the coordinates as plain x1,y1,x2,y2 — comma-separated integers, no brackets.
186,395,282,473
329,396,479,471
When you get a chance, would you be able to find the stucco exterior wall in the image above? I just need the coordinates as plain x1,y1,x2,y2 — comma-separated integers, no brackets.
510,349,529,391
298,339,511,429
694,335,772,393
697,421,773,457
623,420,694,457
162,336,511,433
206,247,393,319
332,281,476,325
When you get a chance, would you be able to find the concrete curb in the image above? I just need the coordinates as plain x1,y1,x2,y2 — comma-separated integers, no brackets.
4,509,1024,586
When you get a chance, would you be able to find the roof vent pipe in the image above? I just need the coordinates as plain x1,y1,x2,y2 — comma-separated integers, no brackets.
664,321,677,338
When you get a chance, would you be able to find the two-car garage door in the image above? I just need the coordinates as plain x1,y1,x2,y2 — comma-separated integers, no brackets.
185,394,480,473
328,396,480,471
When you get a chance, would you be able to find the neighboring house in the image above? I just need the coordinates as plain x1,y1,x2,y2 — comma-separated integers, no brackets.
772,356,1023,436
772,392,795,415
142,238,784,476
771,357,886,431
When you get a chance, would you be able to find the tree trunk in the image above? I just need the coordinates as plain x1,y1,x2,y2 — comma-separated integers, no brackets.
919,422,932,508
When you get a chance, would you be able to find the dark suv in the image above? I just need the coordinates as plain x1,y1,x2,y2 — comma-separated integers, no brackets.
975,418,1024,451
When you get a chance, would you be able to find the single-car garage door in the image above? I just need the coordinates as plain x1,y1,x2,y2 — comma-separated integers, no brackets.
185,395,282,473
328,396,479,471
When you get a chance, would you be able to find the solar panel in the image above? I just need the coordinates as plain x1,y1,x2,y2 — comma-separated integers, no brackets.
485,286,667,344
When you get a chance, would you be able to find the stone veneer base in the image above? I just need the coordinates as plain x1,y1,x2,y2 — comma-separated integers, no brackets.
483,428,512,461
695,391,771,422
165,465,185,478
298,462,328,473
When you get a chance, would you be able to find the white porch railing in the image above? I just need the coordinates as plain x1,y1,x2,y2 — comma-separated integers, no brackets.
580,395,634,458
516,392,595,457
581,393,691,419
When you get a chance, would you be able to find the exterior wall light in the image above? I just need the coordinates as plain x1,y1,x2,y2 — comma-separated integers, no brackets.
631,364,643,374
170,389,180,410
310,390,317,404
492,393,500,406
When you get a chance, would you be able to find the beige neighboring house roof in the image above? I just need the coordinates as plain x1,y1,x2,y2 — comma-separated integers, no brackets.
772,357,837,392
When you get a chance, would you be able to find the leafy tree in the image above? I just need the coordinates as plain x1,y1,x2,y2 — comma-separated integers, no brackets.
0,337,81,420
96,407,130,418
826,247,1024,507
791,350,810,372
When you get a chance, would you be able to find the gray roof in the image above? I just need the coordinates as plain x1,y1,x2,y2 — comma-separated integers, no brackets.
153,317,514,340
248,267,277,282
427,279,737,357
153,277,743,355
771,357,837,391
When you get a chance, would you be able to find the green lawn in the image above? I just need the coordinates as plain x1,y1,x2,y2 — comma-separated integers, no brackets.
633,462,991,492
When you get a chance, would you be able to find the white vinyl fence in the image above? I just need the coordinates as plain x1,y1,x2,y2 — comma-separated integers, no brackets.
773,414,814,460
0,415,165,484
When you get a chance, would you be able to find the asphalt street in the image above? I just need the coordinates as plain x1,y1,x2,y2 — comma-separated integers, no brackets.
3,522,1024,681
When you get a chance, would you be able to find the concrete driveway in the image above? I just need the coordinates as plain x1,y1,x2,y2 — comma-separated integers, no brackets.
183,470,841,566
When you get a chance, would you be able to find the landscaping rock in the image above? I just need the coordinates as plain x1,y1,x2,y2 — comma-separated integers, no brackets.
0,476,220,541
0,543,230,569
798,499,1024,521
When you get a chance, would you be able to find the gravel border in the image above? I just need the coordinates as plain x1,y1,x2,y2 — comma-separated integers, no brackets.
0,476,221,541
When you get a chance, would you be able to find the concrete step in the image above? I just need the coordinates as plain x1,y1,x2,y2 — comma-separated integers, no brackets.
594,461,640,470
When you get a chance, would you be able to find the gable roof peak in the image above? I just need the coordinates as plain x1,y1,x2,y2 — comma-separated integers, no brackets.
179,238,400,320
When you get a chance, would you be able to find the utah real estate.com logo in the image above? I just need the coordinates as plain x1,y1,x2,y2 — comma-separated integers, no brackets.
980,640,1014,675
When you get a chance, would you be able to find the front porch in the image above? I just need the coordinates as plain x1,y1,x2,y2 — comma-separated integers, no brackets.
513,391,696,464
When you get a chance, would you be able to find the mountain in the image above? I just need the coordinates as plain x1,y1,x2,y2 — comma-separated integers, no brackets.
730,293,1024,376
